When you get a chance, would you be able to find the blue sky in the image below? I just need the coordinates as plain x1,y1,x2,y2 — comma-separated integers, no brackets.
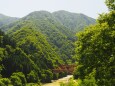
0,0,108,18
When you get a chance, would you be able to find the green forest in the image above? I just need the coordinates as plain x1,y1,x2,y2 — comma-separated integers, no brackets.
0,0,114,86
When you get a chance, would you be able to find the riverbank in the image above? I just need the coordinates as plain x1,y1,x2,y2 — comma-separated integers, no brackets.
42,75,73,86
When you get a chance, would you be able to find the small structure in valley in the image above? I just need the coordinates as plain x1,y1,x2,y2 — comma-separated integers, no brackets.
52,64,76,74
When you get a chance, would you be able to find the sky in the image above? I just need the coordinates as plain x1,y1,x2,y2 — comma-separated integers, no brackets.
0,0,108,19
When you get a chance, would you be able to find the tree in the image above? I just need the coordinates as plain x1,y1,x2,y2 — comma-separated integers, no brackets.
74,0,115,85
0,78,11,86
53,73,59,80
105,0,115,10
10,75,22,86
11,72,27,85
41,70,53,83
27,70,39,83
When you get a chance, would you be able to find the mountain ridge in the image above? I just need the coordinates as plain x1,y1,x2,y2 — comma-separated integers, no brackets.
0,10,96,83
0,14,19,27
53,10,95,32
0,10,96,64
0,10,95,34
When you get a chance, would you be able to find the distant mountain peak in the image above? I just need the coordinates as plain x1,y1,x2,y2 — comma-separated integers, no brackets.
0,10,96,65
0,10,95,33
23,10,54,20
0,14,19,30
52,10,95,31
28,10,51,15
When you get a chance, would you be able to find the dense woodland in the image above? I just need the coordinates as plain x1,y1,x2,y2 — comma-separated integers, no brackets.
73,0,115,86
0,9,95,85
0,0,114,86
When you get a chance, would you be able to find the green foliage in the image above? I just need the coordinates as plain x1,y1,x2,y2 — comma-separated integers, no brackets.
0,48,5,74
27,70,39,83
11,72,27,85
0,11,95,64
74,1,115,86
60,78,77,86
41,70,53,83
11,27,62,68
53,10,95,32
105,0,115,10
74,66,97,86
10,72,27,86
73,65,84,79
79,69,97,86
0,78,11,86
0,14,18,31
59,72,67,78
0,81,5,86
53,73,59,80
98,11,115,26
26,83,41,86
0,10,96,84
41,74,46,82
10,75,22,86
1,46,38,77
0,25,59,83
0,30,39,78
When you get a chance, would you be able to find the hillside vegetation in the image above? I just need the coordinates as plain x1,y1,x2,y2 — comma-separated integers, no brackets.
0,10,95,64
73,0,115,86
0,10,96,85
0,14,18,31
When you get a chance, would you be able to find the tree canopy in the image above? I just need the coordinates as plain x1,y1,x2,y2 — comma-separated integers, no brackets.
74,0,115,85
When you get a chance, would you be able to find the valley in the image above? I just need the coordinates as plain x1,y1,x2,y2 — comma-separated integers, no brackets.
0,1,114,85
0,10,95,85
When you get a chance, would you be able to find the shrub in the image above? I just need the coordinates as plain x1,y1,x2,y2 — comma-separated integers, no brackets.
11,72,27,85
60,78,77,86
0,78,11,86
73,65,84,79
27,70,39,83
10,75,22,86
59,72,66,78
81,78,97,86
41,74,46,83
77,69,97,86
0,80,5,86
41,70,53,83
0,74,2,79
53,73,59,80
44,70,53,83
0,81,5,86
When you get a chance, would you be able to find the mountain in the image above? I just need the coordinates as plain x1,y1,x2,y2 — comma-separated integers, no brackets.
0,30,37,77
6,11,74,63
0,11,95,64
10,25,62,67
53,10,95,32
0,14,18,30
0,28,62,83
0,11,96,83
0,11,95,33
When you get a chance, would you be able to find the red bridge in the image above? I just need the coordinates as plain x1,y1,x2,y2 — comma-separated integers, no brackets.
52,64,76,74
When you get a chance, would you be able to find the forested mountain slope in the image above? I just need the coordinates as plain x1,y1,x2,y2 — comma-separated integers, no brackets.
0,30,37,76
0,14,18,31
0,11,95,64
73,0,115,85
53,10,95,32
0,28,62,83
0,10,96,84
